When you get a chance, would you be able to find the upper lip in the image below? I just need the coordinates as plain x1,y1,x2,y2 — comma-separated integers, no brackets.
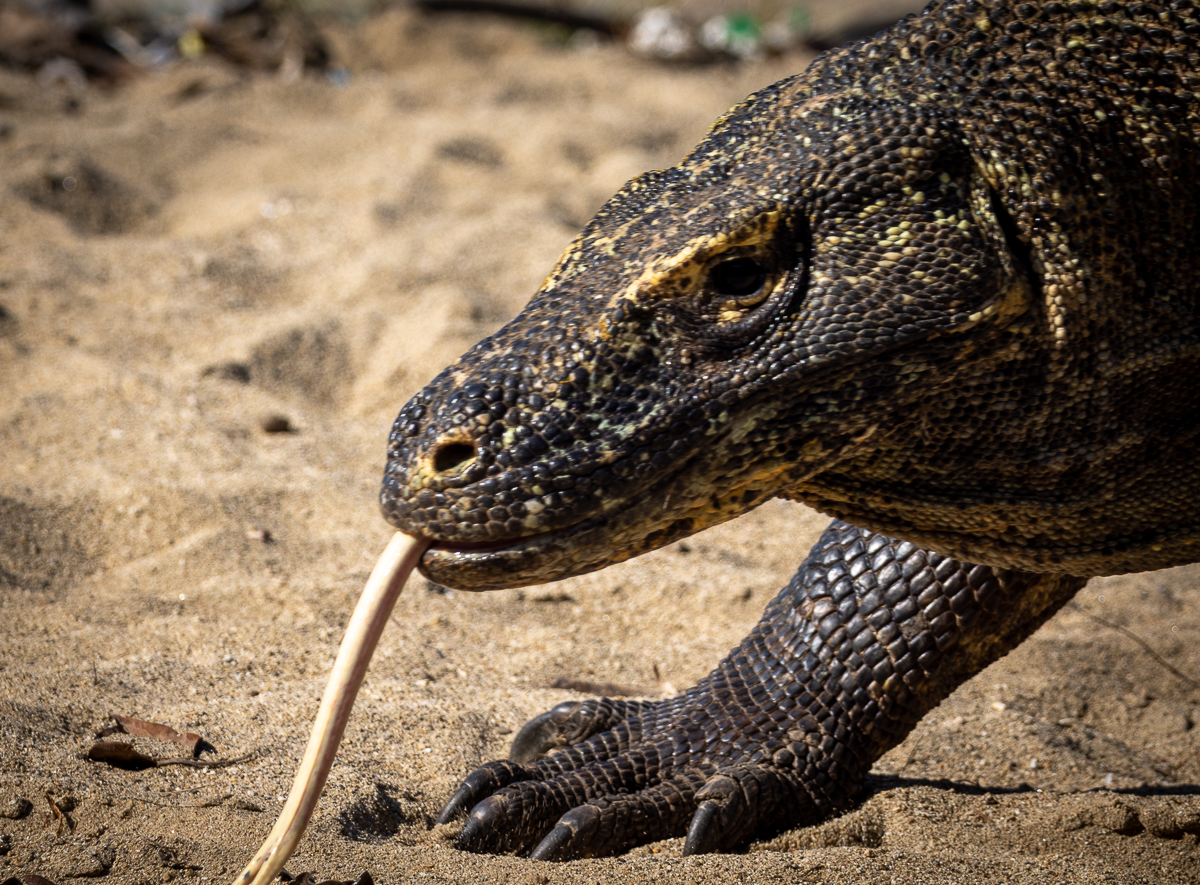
424,517,596,555
426,532,547,554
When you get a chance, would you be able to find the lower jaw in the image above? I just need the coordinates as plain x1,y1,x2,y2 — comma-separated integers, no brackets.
418,523,603,590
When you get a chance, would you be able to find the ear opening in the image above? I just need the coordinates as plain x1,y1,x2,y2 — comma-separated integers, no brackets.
983,186,1048,332
988,188,1036,282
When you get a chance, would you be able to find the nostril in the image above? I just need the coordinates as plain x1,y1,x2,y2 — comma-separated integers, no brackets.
432,441,475,474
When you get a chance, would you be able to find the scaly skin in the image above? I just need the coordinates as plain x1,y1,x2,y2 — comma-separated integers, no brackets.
380,0,1200,857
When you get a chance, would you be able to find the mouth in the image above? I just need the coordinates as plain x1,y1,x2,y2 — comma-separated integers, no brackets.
419,514,607,588
409,450,701,589
426,520,589,555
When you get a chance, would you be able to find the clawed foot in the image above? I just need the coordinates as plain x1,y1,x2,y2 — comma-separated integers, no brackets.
432,522,1081,859
434,680,831,859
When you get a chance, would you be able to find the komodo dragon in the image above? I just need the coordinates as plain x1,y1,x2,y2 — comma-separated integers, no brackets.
379,0,1200,860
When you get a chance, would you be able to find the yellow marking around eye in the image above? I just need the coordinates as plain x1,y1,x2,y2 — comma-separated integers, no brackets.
625,209,784,305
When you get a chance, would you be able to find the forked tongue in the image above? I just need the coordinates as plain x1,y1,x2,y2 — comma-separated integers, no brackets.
233,531,429,885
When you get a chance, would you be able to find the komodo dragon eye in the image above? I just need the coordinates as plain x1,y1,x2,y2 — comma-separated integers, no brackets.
709,257,767,301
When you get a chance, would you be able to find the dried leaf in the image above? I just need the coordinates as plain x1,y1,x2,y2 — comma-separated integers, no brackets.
108,714,213,756
87,740,157,770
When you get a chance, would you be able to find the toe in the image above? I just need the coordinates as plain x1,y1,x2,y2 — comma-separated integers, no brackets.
531,771,710,859
529,805,601,861
683,766,808,855
436,760,539,826
510,697,655,763
683,774,744,855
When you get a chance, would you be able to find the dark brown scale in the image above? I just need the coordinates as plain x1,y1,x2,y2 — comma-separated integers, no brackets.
380,0,1200,859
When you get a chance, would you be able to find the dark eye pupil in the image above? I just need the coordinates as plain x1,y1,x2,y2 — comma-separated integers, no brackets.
710,258,766,297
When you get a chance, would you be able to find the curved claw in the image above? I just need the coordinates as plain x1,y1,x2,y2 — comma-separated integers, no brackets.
682,774,747,855
456,794,512,852
509,702,584,763
530,804,601,861
509,698,652,764
684,799,720,855
436,762,531,825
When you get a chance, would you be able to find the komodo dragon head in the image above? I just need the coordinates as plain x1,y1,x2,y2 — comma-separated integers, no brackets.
381,4,1200,587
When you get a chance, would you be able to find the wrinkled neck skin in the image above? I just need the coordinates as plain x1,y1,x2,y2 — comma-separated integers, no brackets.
381,0,1200,590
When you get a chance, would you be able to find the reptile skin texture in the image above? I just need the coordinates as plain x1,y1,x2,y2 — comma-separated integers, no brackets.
380,0,1200,858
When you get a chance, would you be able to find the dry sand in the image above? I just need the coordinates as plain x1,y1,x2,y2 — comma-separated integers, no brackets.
1,8,1199,884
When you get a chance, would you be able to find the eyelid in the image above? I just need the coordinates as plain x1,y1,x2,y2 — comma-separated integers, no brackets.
716,289,770,313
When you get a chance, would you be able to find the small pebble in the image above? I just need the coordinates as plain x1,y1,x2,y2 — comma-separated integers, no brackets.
1,796,31,819
260,414,293,433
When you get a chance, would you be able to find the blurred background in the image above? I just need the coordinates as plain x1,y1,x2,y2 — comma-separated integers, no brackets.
0,0,927,87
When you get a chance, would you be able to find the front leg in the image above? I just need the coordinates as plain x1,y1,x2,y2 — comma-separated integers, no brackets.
436,519,1086,859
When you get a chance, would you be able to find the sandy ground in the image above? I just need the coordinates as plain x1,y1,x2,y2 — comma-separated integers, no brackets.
2,7,1200,884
